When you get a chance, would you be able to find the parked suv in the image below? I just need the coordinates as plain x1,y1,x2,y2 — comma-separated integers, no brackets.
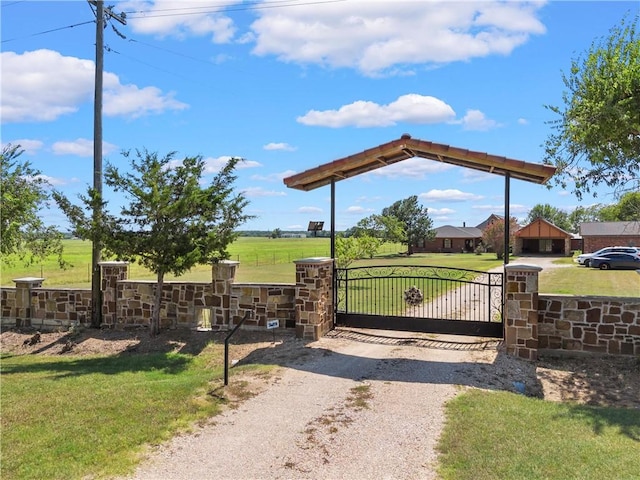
576,246,640,267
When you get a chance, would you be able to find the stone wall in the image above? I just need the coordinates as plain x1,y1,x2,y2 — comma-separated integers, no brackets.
1,278,92,330
538,295,640,355
231,284,296,330
1,258,328,339
504,264,640,359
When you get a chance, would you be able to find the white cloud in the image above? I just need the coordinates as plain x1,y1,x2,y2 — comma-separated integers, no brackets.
202,156,261,173
298,206,323,213
346,206,375,214
263,142,297,151
460,109,501,131
428,207,456,215
356,195,383,203
420,189,484,202
36,174,68,187
103,83,188,118
120,0,237,42
298,94,455,128
251,169,297,182
1,49,188,124
472,203,528,214
1,139,43,155
368,157,454,179
52,138,118,157
250,2,546,76
517,118,529,125
286,224,303,230
461,168,494,183
241,187,286,197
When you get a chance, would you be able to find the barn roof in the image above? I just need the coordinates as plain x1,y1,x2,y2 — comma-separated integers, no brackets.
283,134,556,191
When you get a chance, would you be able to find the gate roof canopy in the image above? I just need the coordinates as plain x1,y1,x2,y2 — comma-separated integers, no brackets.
283,134,556,191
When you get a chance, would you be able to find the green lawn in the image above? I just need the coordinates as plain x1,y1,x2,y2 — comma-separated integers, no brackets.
438,390,640,480
0,341,270,480
2,239,639,296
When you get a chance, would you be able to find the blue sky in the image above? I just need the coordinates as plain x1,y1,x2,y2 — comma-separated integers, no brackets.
2,0,638,233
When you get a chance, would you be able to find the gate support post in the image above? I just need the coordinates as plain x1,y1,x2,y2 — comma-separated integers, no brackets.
294,257,334,340
504,264,542,360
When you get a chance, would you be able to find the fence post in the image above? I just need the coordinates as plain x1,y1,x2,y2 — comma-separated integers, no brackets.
211,260,239,329
99,261,129,328
504,264,542,360
12,277,45,328
294,257,334,340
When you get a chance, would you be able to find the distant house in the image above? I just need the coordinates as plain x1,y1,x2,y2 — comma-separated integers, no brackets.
415,225,483,253
414,214,501,253
580,221,640,253
514,218,573,256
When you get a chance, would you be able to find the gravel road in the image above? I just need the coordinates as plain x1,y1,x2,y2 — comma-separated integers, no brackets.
122,329,527,480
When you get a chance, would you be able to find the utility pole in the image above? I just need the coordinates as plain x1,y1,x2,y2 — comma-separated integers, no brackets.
90,0,126,328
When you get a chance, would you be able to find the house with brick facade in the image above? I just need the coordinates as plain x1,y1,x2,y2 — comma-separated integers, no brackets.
414,214,504,253
580,221,640,253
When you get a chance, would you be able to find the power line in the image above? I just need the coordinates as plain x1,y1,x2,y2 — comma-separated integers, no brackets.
1,19,95,44
122,0,346,19
1,1,26,6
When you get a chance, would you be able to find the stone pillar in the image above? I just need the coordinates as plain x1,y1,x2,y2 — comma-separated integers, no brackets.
100,261,129,327
211,260,239,328
294,257,334,340
504,264,542,360
12,277,45,328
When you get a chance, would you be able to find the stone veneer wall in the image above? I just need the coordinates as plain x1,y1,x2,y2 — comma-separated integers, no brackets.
231,284,296,330
504,263,640,359
538,295,640,356
504,265,541,360
294,258,334,340
1,283,92,330
1,260,315,335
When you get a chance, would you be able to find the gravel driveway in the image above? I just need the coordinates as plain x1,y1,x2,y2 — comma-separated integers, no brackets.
122,329,532,480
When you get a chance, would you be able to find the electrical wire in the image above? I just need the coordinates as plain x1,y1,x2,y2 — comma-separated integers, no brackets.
1,19,95,44
122,0,346,19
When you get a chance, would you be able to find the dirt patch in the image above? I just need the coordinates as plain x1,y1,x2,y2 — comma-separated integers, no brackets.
2,327,639,410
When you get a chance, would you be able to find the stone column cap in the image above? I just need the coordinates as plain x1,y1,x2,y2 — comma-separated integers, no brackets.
294,257,334,265
504,263,543,272
12,277,45,284
214,260,239,266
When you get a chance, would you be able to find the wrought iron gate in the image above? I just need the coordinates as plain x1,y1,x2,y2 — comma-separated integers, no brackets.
334,265,504,338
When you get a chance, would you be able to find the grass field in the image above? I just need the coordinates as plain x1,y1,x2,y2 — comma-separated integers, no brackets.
0,341,270,480
437,390,640,480
2,239,639,296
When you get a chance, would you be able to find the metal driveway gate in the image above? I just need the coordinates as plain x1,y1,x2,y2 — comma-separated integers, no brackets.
334,265,504,338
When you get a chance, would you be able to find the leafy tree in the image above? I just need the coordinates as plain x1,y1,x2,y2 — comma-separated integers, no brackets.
270,228,282,239
568,204,604,232
55,149,252,336
525,204,572,232
352,214,405,243
597,191,640,221
1,144,67,267
334,234,382,268
544,14,640,199
482,217,519,260
380,195,434,255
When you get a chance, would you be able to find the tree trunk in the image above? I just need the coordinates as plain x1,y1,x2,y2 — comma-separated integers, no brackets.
150,271,165,336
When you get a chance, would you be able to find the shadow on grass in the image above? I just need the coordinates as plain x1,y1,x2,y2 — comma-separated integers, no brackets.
560,403,640,442
0,350,193,378
1,327,291,379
